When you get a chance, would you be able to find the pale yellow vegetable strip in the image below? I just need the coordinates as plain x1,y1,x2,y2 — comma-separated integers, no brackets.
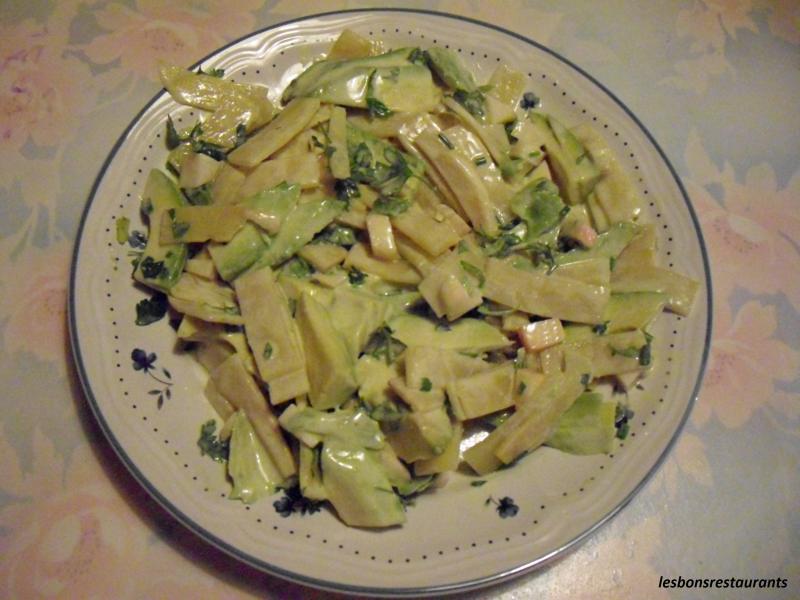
233,267,307,382
327,29,375,59
493,354,587,464
268,367,312,405
203,377,235,421
487,64,526,108
442,96,510,166
391,202,461,257
404,346,493,390
160,205,247,244
446,362,515,420
298,243,348,272
178,153,222,189
328,105,350,179
388,377,445,413
344,243,421,285
394,233,435,276
159,62,269,112
415,129,500,236
237,153,322,199
211,163,246,205
414,422,463,475
168,272,243,325
366,213,399,261
228,98,321,168
611,264,699,316
613,224,658,271
211,354,296,478
483,258,609,324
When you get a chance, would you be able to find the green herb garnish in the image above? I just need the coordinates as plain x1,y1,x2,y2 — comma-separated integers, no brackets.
198,420,229,462
135,292,168,326
520,91,540,109
453,88,485,118
373,195,410,216
348,268,366,286
438,132,454,149
366,97,393,119
263,342,273,360
420,377,433,392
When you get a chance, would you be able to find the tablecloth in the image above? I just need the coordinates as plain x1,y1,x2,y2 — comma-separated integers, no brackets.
0,1,797,598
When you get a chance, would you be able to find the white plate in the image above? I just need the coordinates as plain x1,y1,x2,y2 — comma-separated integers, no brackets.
69,9,711,596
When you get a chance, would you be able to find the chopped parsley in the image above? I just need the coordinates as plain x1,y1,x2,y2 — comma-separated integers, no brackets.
420,377,433,392
183,183,213,206
486,495,519,518
364,326,405,365
334,178,360,203
165,115,181,149
171,220,190,239
610,346,641,359
372,195,410,216
453,88,485,118
470,480,487,487
316,224,357,247
284,256,314,278
128,230,147,249
520,91,540,110
135,292,168,326
366,97,393,119
639,332,654,366
197,420,229,462
615,404,634,440
139,256,166,279
263,342,274,360
347,268,366,286
517,382,527,395
438,132,454,150
273,484,323,517
197,66,225,78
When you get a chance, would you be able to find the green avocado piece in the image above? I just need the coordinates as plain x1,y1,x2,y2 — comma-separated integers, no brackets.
208,223,268,281
208,183,300,281
133,169,187,291
227,411,284,503
557,221,640,266
282,48,415,103
425,47,478,92
251,195,346,270
546,392,616,455
278,405,406,528
387,314,512,352
295,292,358,410
510,177,567,242
544,114,602,204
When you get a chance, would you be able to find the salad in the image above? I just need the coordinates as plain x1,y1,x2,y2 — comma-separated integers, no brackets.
126,29,699,528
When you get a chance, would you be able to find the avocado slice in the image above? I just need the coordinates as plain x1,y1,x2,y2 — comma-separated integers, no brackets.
545,392,616,455
282,48,415,103
227,410,285,503
425,47,478,92
278,405,407,528
295,292,358,410
133,169,188,292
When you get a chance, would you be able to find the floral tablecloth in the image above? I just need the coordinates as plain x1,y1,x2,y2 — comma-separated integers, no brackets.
1,1,797,598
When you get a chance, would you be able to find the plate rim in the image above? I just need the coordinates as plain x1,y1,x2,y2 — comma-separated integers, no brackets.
67,7,713,597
